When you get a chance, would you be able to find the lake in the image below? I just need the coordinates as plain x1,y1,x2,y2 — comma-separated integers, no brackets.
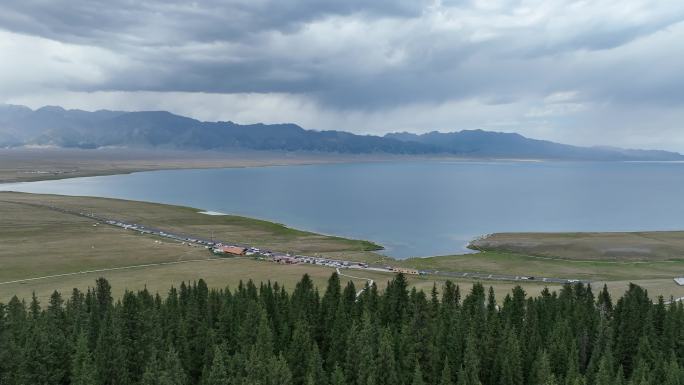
2,160,684,258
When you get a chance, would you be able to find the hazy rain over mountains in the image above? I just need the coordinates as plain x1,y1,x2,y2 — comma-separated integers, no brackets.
1,1,683,150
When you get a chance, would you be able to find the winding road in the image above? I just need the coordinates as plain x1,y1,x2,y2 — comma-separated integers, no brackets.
336,267,375,298
2,199,592,287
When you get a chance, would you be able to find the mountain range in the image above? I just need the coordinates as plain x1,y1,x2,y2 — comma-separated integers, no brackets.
1,104,681,161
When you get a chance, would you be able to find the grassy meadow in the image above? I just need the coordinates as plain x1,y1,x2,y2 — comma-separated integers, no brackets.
0,191,391,301
1,191,683,302
470,231,684,261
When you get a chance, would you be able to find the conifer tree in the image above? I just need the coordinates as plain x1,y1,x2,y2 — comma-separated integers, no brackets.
179,293,208,382
2,274,684,385
496,327,523,385
481,307,500,385
595,355,615,385
44,290,70,384
412,361,426,385
397,321,417,381
29,291,40,319
320,272,341,356
94,311,127,385
377,327,399,385
664,356,682,385
633,335,655,378
254,307,275,357
530,350,557,385
382,274,409,326
597,285,613,318
457,328,481,385
356,312,378,385
0,297,26,385
330,364,346,385
306,342,326,385
141,350,162,385
204,345,229,385
442,280,459,309
615,365,625,385
507,286,526,334
440,360,454,385
268,354,293,385
21,319,50,384
564,344,582,385
288,320,314,385
343,321,361,385
72,332,97,385
159,345,187,385
291,274,319,326
327,303,350,370
613,284,651,376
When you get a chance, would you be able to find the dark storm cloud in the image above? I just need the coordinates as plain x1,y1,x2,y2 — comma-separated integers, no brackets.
0,0,430,104
0,0,426,44
1,0,683,110
2,0,684,151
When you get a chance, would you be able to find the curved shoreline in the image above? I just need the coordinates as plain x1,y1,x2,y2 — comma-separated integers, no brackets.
4,154,684,263
0,148,509,185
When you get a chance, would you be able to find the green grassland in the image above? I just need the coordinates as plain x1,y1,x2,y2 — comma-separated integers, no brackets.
469,231,684,261
400,251,684,300
0,191,384,259
401,251,684,281
0,256,563,305
0,192,561,302
0,191,393,302
1,191,683,302
0,258,374,303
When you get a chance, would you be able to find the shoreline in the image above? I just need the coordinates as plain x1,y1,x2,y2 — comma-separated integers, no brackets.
0,148,368,184
2,191,684,301
4,151,684,263
4,187,684,264
0,190,388,256
3,146,655,185
6,156,684,186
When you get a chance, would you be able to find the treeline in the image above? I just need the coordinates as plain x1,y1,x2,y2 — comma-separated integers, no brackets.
1,274,683,385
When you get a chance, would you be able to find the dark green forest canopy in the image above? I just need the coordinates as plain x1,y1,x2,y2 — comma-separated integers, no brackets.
1,274,683,385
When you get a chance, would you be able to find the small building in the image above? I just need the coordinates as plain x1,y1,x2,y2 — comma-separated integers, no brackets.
674,278,684,286
273,255,299,264
391,267,420,275
213,245,247,256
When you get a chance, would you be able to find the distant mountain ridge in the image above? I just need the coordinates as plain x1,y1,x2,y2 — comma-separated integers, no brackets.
384,131,684,161
0,104,681,161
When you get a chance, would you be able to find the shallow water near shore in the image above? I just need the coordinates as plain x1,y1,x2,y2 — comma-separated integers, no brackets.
3,160,684,258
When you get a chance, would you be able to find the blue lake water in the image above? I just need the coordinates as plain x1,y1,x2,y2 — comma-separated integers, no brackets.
2,161,684,258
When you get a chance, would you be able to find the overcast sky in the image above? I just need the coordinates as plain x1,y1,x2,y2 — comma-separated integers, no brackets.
1,0,683,150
